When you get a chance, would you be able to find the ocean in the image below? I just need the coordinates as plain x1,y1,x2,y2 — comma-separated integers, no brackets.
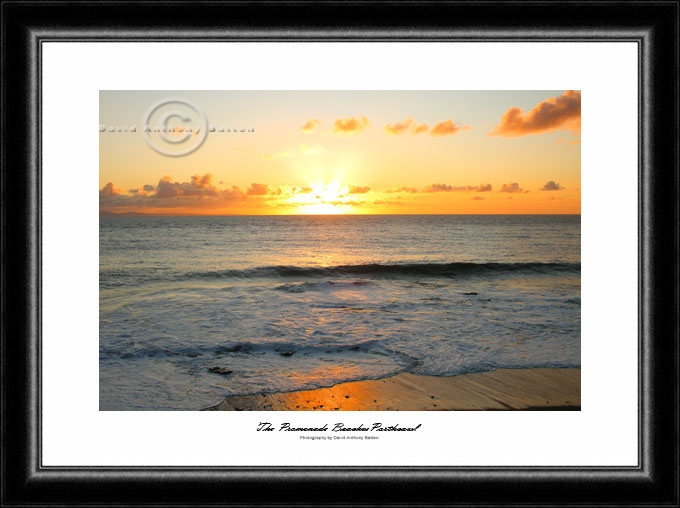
99,214,581,410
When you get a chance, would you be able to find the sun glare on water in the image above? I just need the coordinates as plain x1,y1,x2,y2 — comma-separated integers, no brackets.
289,181,354,215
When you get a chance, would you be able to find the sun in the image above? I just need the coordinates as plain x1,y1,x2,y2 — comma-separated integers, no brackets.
288,181,354,215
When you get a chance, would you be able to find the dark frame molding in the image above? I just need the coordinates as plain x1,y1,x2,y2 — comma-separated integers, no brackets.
2,1,678,506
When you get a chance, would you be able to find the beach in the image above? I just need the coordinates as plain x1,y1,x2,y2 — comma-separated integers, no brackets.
205,367,580,411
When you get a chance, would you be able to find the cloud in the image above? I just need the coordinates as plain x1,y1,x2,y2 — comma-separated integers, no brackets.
100,175,363,215
411,122,429,134
422,183,491,193
301,119,320,133
430,120,471,137
372,198,407,206
246,183,272,196
348,185,371,194
384,117,413,135
155,174,219,198
499,183,523,193
489,90,581,137
384,118,434,135
333,116,369,135
299,143,324,155
100,174,248,212
384,186,419,194
127,186,154,196
422,183,455,192
99,182,122,197
540,180,565,191
264,150,294,160
322,199,365,207
191,174,212,188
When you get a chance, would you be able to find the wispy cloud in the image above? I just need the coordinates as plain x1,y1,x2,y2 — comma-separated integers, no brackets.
372,198,408,206
422,183,457,192
422,183,490,193
384,117,437,135
384,186,419,194
411,122,429,134
333,116,369,135
264,150,294,160
430,120,471,137
320,199,366,207
348,185,371,194
384,117,413,135
384,183,491,194
299,143,324,155
301,119,320,134
489,90,581,137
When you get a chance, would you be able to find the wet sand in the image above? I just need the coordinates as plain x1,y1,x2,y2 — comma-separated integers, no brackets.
205,367,580,411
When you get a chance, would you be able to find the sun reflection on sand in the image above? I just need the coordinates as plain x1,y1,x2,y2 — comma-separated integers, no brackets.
280,370,390,411
209,369,582,411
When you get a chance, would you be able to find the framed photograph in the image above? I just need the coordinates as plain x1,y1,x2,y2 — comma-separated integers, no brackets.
99,89,582,414
2,1,678,506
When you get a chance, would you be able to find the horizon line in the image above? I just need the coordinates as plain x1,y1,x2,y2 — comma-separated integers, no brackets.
100,212,581,217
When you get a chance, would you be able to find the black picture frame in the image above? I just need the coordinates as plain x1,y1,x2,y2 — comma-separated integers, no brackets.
1,1,678,506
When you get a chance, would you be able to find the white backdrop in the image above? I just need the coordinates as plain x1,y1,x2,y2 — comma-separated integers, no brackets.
42,42,638,466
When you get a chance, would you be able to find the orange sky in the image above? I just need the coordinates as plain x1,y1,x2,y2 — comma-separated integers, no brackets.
100,90,580,215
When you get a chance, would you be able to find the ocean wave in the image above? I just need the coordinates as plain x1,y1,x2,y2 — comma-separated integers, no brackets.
274,280,374,293
101,338,395,360
179,262,580,281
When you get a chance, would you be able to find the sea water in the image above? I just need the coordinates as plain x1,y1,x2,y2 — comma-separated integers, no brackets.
99,215,580,410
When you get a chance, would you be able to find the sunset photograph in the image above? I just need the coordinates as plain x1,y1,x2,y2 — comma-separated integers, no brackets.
99,90,581,411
